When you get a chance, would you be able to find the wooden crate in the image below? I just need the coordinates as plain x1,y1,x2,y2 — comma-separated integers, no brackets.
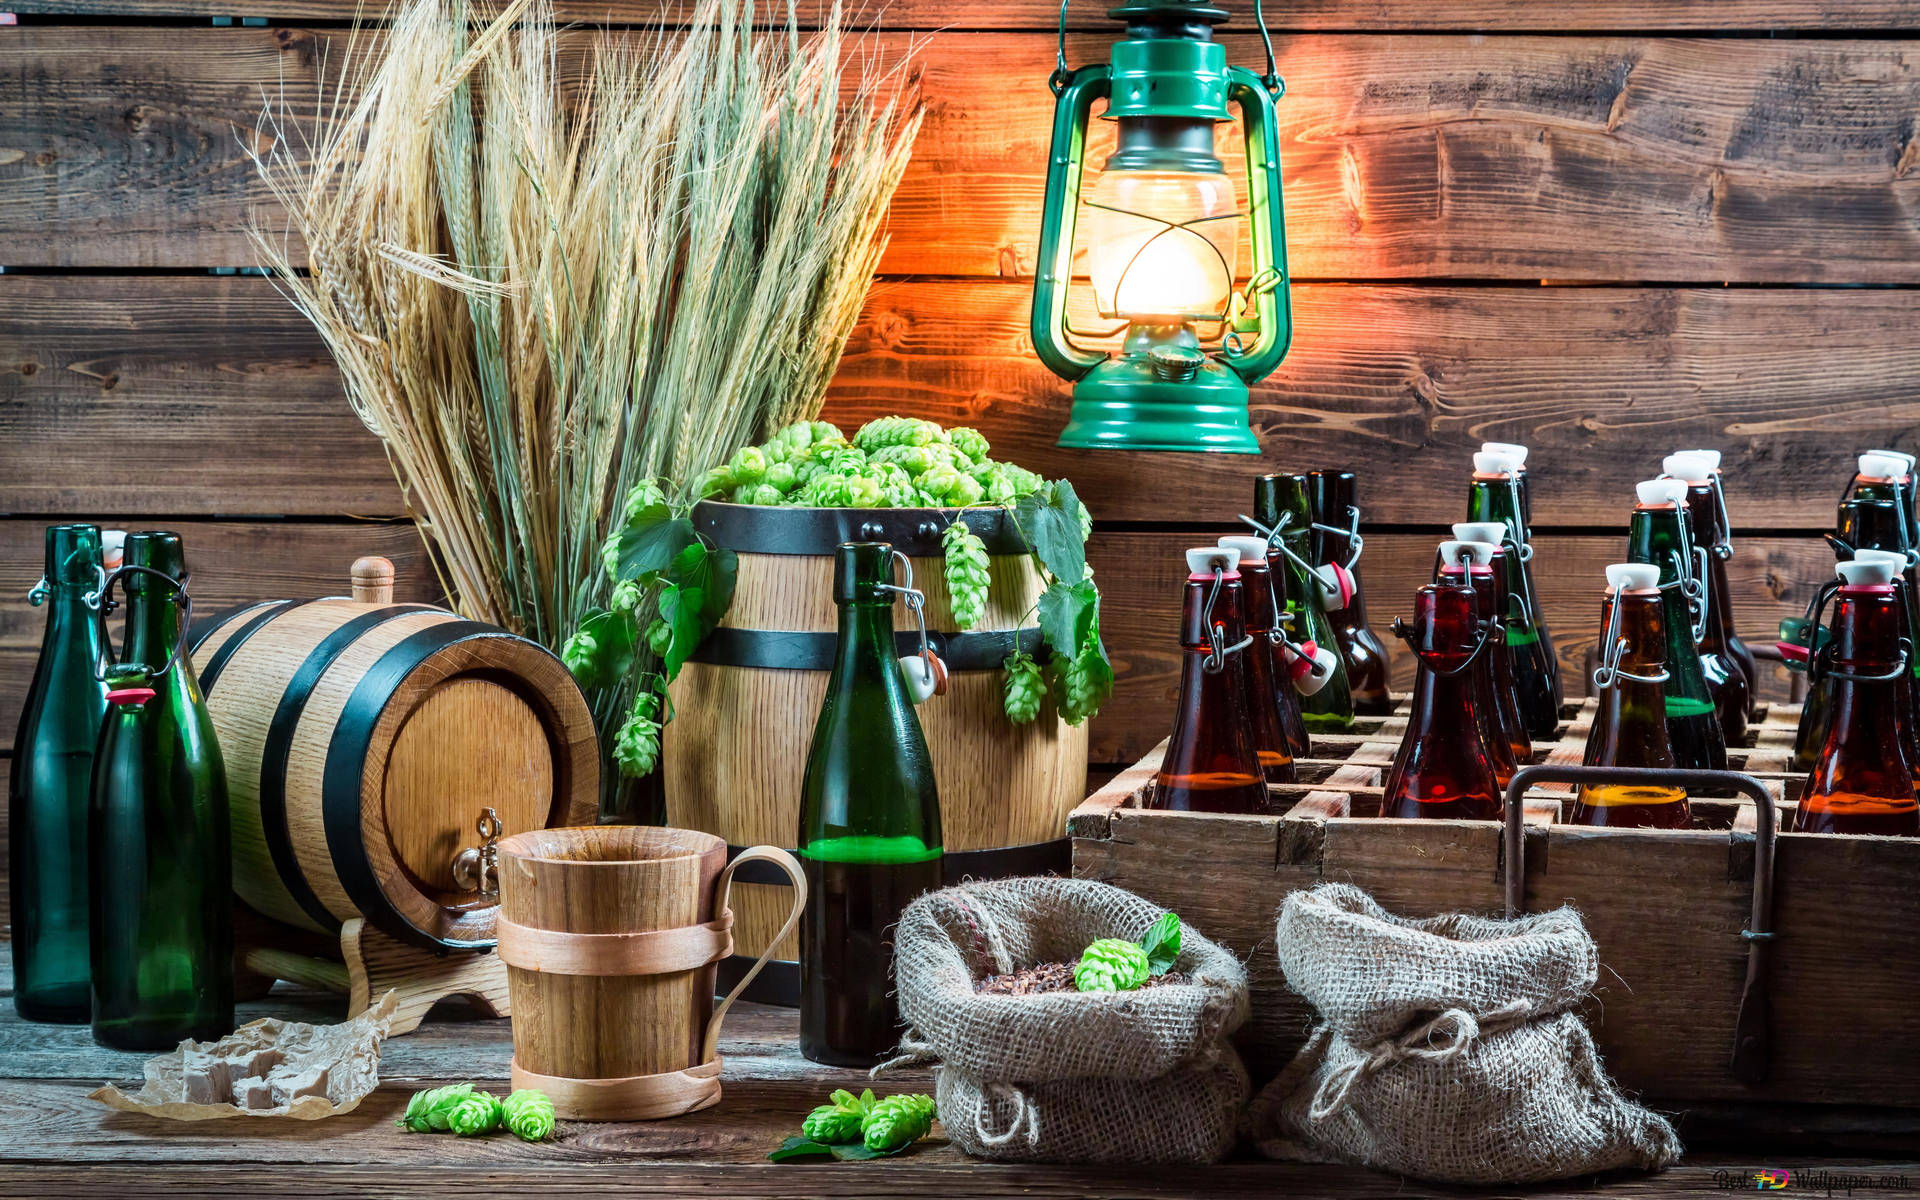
1070,697,1920,1113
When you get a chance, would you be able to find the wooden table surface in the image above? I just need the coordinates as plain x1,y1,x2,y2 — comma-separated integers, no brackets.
4,946,1918,1199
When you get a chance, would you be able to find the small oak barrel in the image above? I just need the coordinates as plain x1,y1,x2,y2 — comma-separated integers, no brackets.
187,557,599,950
664,503,1090,1002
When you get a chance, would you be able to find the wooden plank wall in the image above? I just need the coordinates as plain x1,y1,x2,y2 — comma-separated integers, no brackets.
6,0,1920,786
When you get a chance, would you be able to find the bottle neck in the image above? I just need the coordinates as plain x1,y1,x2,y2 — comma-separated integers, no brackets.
1627,509,1689,586
1828,590,1904,672
833,597,897,679
1238,563,1282,635
1181,576,1248,650
1467,479,1526,544
122,583,186,678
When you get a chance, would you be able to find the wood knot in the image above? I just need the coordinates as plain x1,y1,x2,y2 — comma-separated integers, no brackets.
124,105,159,132
17,361,38,377
99,372,120,391
31,150,56,167
871,308,908,348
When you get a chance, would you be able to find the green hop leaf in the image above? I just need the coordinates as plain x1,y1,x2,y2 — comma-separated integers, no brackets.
941,521,991,630
1037,579,1097,660
1075,937,1151,993
609,507,697,585
1014,480,1088,585
502,1089,555,1142
1002,651,1044,725
1139,911,1183,975
859,1093,936,1152
447,1091,503,1137
768,1136,835,1163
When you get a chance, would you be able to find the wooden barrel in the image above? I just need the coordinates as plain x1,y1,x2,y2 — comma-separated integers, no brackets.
187,557,600,950
664,503,1090,1002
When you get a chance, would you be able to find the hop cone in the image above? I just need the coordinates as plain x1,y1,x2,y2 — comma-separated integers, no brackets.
872,443,934,476
620,479,669,523
802,1105,865,1144
613,691,662,777
502,1089,556,1142
946,426,991,462
695,465,733,499
810,421,846,446
765,461,798,493
946,473,985,507
609,579,642,612
1054,634,1109,726
1075,937,1150,992
860,1093,936,1152
447,1091,503,1137
396,1082,472,1132
1002,653,1044,725
942,522,991,629
919,464,964,505
560,627,603,685
856,415,941,451
728,444,769,484
645,617,673,658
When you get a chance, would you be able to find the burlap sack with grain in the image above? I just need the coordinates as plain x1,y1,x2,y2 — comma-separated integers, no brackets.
1247,883,1682,1184
889,876,1250,1164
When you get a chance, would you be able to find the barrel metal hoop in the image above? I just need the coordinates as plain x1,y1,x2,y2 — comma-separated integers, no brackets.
260,605,440,935
690,500,1033,558
197,600,312,694
186,599,283,658
692,627,1049,671
323,621,505,951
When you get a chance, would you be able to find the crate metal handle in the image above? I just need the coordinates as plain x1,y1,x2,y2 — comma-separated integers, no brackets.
1501,763,1776,1085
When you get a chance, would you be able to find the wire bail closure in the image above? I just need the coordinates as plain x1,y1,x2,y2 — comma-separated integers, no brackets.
1200,564,1253,674
1591,594,1672,691
1310,504,1365,571
92,564,195,685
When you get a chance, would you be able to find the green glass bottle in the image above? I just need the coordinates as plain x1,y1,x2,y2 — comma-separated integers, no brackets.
798,542,943,1068
89,532,233,1050
1253,474,1352,730
10,524,110,1023
1625,482,1728,771
1467,450,1559,738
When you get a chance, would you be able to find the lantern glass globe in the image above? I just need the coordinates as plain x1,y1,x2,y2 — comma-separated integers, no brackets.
1085,166,1238,323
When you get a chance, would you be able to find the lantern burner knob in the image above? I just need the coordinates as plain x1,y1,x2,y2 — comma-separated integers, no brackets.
1150,344,1206,382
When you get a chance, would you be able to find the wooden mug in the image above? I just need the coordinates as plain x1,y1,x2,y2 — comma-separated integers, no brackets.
494,826,805,1120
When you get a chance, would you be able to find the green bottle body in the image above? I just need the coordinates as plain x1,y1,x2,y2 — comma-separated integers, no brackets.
10,525,110,1023
1626,509,1728,772
1467,479,1559,738
89,533,233,1050
1254,475,1352,730
797,543,942,1068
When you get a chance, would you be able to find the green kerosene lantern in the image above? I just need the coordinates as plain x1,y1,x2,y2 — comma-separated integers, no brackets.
1030,0,1292,453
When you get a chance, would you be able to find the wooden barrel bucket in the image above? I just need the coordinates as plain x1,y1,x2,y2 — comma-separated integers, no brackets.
664,502,1090,1001
496,827,805,1120
187,557,600,950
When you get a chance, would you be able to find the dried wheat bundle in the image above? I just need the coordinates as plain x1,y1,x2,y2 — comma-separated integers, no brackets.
248,0,919,644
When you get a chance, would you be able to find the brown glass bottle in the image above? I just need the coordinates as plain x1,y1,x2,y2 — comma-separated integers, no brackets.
1681,450,1759,716
1784,603,1836,774
1627,480,1728,772
1574,565,1689,828
1668,463,1749,747
1435,543,1519,788
1838,498,1920,738
1218,536,1299,782
1307,471,1391,715
1852,549,1920,779
1152,548,1270,814
1450,523,1533,766
1382,582,1502,821
1796,559,1919,836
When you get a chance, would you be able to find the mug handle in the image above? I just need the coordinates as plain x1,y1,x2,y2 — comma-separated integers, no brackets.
701,845,808,1064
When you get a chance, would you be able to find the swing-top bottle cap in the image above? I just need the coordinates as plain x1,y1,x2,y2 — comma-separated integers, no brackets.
1452,521,1508,548
106,686,156,706
1215,535,1269,567
1858,451,1909,481
1480,442,1528,467
1854,548,1907,570
101,528,127,572
1662,452,1716,484
1838,557,1899,587
1605,563,1661,593
1635,479,1689,507
1869,448,1916,470
1186,547,1238,579
1680,449,1723,472
1438,540,1497,569
1472,450,1519,477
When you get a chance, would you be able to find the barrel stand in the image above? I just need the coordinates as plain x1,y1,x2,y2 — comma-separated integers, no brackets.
232,906,509,1035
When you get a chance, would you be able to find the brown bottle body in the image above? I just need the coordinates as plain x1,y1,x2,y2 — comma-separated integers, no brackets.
1575,588,1689,828
1308,471,1392,715
1382,584,1502,821
1153,568,1270,814
1236,557,1302,779
1438,562,1519,789
1682,481,1750,746
1796,584,1919,836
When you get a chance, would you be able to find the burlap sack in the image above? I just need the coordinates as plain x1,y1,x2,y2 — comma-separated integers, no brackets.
1247,884,1682,1184
889,876,1251,1164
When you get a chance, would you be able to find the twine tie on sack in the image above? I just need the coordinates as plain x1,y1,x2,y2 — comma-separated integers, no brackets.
872,1032,938,1077
1308,999,1534,1121
974,1081,1040,1148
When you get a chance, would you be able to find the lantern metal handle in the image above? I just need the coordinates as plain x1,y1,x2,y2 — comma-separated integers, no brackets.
1031,65,1112,383
1222,66,1291,385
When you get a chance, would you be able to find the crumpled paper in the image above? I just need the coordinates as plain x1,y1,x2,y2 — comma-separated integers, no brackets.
90,991,399,1121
